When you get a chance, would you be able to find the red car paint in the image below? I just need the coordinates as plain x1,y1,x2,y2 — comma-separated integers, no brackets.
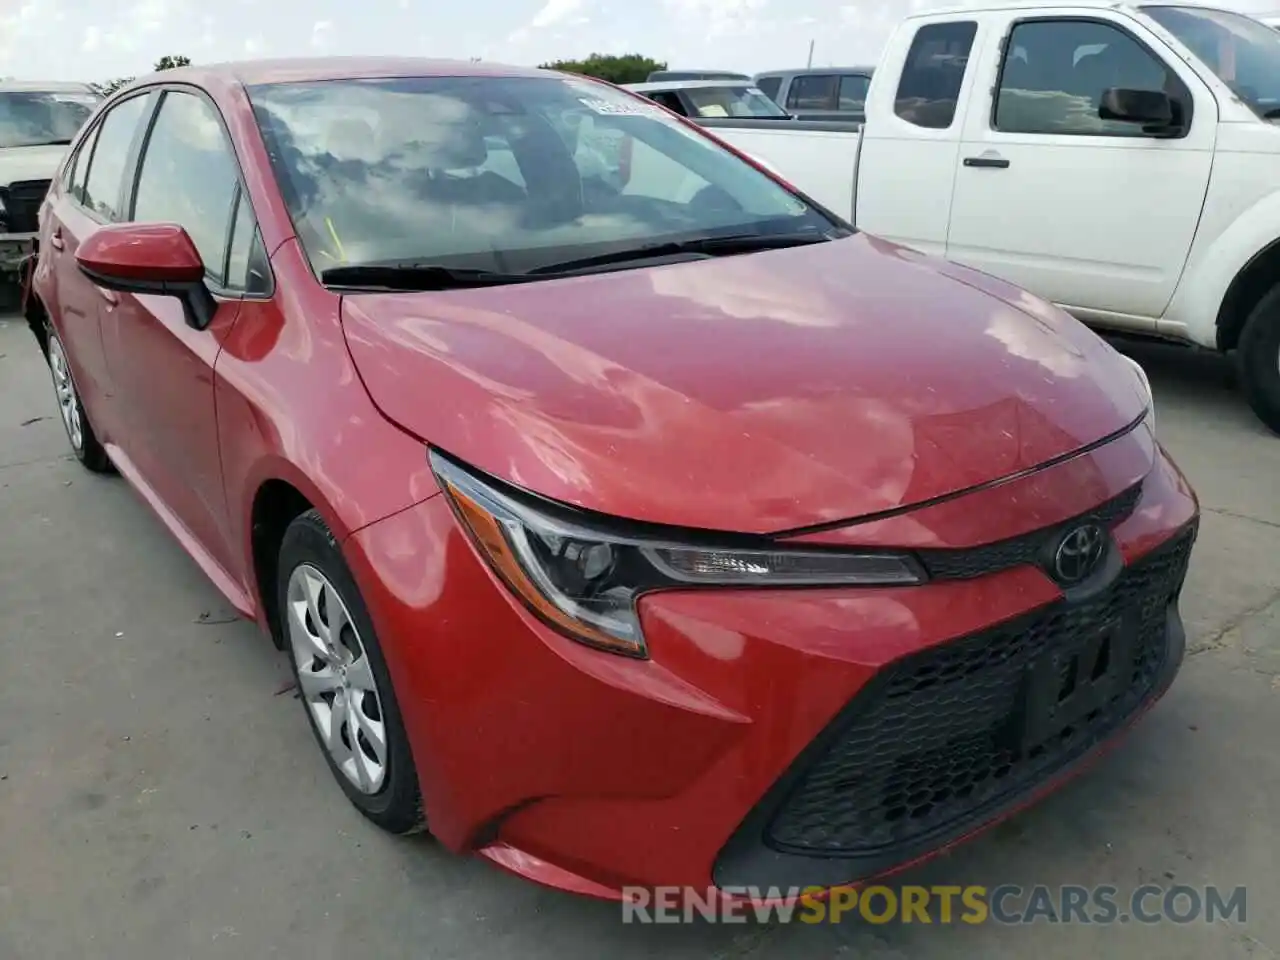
31,58,1197,900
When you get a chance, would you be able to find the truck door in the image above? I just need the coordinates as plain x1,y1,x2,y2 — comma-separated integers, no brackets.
944,11,1216,322
854,18,984,258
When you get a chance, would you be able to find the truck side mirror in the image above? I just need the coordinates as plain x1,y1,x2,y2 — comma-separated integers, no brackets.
1099,87,1175,128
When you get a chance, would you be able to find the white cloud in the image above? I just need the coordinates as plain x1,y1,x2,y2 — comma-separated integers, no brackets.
530,0,587,28
311,19,335,51
81,25,101,52
243,34,266,55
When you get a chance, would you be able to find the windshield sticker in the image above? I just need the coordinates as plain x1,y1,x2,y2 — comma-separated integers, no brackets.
577,97,662,117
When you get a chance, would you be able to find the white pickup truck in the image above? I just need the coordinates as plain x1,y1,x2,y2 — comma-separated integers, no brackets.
691,0,1280,435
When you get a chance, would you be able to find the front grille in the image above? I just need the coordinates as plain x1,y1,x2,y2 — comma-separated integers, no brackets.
763,522,1195,858
916,482,1143,582
1,179,50,234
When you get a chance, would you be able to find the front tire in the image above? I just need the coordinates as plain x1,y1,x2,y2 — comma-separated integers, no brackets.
1239,286,1280,436
277,509,426,835
45,325,113,473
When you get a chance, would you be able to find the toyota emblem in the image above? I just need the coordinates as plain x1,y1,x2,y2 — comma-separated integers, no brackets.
1052,524,1107,584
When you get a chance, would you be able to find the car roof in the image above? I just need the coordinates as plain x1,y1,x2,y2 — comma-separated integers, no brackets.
129,56,562,89
0,79,97,94
624,80,760,92
902,0,1237,16
753,66,875,78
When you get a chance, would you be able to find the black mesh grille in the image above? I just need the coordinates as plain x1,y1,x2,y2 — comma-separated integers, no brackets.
764,522,1194,857
1,179,50,234
916,482,1142,581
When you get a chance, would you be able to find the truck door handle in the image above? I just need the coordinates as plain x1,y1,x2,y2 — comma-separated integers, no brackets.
49,229,64,250
963,156,1010,169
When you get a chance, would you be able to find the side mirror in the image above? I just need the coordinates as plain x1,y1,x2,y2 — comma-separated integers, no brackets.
75,222,217,330
1099,87,1176,130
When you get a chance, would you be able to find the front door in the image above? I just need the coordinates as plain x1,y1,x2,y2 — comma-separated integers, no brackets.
100,88,256,580
945,13,1216,321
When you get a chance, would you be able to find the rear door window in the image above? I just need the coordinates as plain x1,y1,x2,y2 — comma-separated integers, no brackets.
837,74,871,112
755,76,783,101
81,94,150,221
786,74,838,110
894,20,979,129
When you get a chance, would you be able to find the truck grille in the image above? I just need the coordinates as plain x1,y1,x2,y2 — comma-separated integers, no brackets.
1,179,51,234
762,521,1195,860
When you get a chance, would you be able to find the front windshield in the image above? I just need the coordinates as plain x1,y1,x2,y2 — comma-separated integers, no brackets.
246,75,833,276
0,90,98,149
682,86,790,118
1143,5,1280,117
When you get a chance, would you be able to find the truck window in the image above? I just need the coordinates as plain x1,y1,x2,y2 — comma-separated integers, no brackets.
894,21,978,129
755,76,783,102
994,19,1184,136
838,75,871,112
787,75,838,110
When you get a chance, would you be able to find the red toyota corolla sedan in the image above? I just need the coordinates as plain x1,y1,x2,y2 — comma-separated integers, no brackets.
24,58,1197,900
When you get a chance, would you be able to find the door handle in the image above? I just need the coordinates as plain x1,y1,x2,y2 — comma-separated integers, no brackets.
963,156,1010,169
97,287,118,306
49,229,64,250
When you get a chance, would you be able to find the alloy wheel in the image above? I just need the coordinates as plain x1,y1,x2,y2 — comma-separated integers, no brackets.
47,335,83,452
286,563,389,795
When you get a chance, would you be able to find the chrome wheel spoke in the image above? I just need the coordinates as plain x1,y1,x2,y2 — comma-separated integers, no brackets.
327,692,351,759
288,597,333,665
297,663,342,700
345,654,376,693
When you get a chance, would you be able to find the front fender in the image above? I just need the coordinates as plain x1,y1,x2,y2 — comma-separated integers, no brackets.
1163,188,1280,348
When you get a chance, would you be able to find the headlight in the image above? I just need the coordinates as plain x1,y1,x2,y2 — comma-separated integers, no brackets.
429,451,924,659
1119,353,1155,434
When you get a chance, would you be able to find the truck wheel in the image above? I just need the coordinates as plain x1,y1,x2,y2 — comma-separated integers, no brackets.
1238,286,1280,436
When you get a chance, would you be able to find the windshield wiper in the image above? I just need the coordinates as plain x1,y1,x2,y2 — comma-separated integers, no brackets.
525,230,837,275
320,263,535,290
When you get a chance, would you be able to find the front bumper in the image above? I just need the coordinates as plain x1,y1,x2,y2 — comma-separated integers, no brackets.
344,430,1198,898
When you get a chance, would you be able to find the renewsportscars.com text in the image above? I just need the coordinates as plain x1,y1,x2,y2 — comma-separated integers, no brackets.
621,884,1248,925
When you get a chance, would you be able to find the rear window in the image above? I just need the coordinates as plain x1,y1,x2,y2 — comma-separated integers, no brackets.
683,85,790,118
247,75,836,277
894,21,978,129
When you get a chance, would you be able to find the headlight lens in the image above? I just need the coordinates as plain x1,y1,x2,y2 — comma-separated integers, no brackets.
430,451,924,658
1119,353,1155,434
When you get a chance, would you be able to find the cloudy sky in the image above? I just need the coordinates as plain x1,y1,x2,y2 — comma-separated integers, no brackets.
2,0,1277,84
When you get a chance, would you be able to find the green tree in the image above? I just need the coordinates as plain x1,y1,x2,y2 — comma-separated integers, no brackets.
539,53,666,85
88,77,132,97
89,55,190,98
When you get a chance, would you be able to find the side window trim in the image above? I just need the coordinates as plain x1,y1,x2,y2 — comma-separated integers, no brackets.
221,180,243,288
127,83,275,300
988,15,1195,139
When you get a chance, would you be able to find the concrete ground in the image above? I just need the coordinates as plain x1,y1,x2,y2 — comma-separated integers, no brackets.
0,311,1277,960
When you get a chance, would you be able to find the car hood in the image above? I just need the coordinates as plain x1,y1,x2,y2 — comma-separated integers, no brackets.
0,144,67,188
341,233,1148,534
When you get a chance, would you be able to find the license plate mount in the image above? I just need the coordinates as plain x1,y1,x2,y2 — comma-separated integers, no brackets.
1018,616,1137,752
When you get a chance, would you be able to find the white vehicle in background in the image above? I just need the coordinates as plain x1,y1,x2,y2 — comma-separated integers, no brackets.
671,1,1280,435
0,81,99,287
622,80,794,120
